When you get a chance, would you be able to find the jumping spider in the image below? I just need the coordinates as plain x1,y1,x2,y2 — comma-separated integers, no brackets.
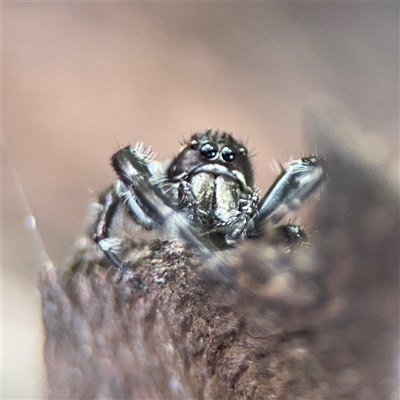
93,129,326,272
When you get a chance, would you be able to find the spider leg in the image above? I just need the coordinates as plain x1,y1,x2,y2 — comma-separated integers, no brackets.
93,185,127,272
280,224,307,243
93,144,160,271
116,180,158,230
111,145,170,226
112,145,215,258
254,156,326,228
224,191,260,245
266,224,308,245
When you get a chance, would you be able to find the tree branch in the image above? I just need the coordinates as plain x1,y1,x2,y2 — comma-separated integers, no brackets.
40,100,399,399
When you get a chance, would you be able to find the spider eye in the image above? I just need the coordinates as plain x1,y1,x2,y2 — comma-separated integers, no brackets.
221,146,236,162
190,139,199,149
239,147,247,156
200,142,218,159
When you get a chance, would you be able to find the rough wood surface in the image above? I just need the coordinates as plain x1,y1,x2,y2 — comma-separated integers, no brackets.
40,101,399,399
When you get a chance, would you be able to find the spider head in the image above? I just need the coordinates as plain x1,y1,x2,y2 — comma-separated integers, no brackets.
167,129,254,193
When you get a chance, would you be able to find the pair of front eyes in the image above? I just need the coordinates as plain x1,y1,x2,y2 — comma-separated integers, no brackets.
190,140,247,162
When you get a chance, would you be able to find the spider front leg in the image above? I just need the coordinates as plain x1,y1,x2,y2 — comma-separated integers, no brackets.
93,181,158,273
97,144,217,271
93,185,126,270
252,156,326,244
93,144,160,271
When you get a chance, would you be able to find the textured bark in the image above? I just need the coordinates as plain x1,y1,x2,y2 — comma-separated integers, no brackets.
40,100,399,399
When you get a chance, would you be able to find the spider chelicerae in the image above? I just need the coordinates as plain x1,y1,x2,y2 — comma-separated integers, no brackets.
92,129,326,272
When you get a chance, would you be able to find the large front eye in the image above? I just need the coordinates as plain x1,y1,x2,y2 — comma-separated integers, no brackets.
221,146,236,162
200,142,218,159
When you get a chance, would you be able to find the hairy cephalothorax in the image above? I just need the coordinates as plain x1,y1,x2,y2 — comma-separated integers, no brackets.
92,129,326,272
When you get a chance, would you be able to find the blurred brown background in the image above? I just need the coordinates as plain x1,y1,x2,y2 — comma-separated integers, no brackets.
2,3,398,398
